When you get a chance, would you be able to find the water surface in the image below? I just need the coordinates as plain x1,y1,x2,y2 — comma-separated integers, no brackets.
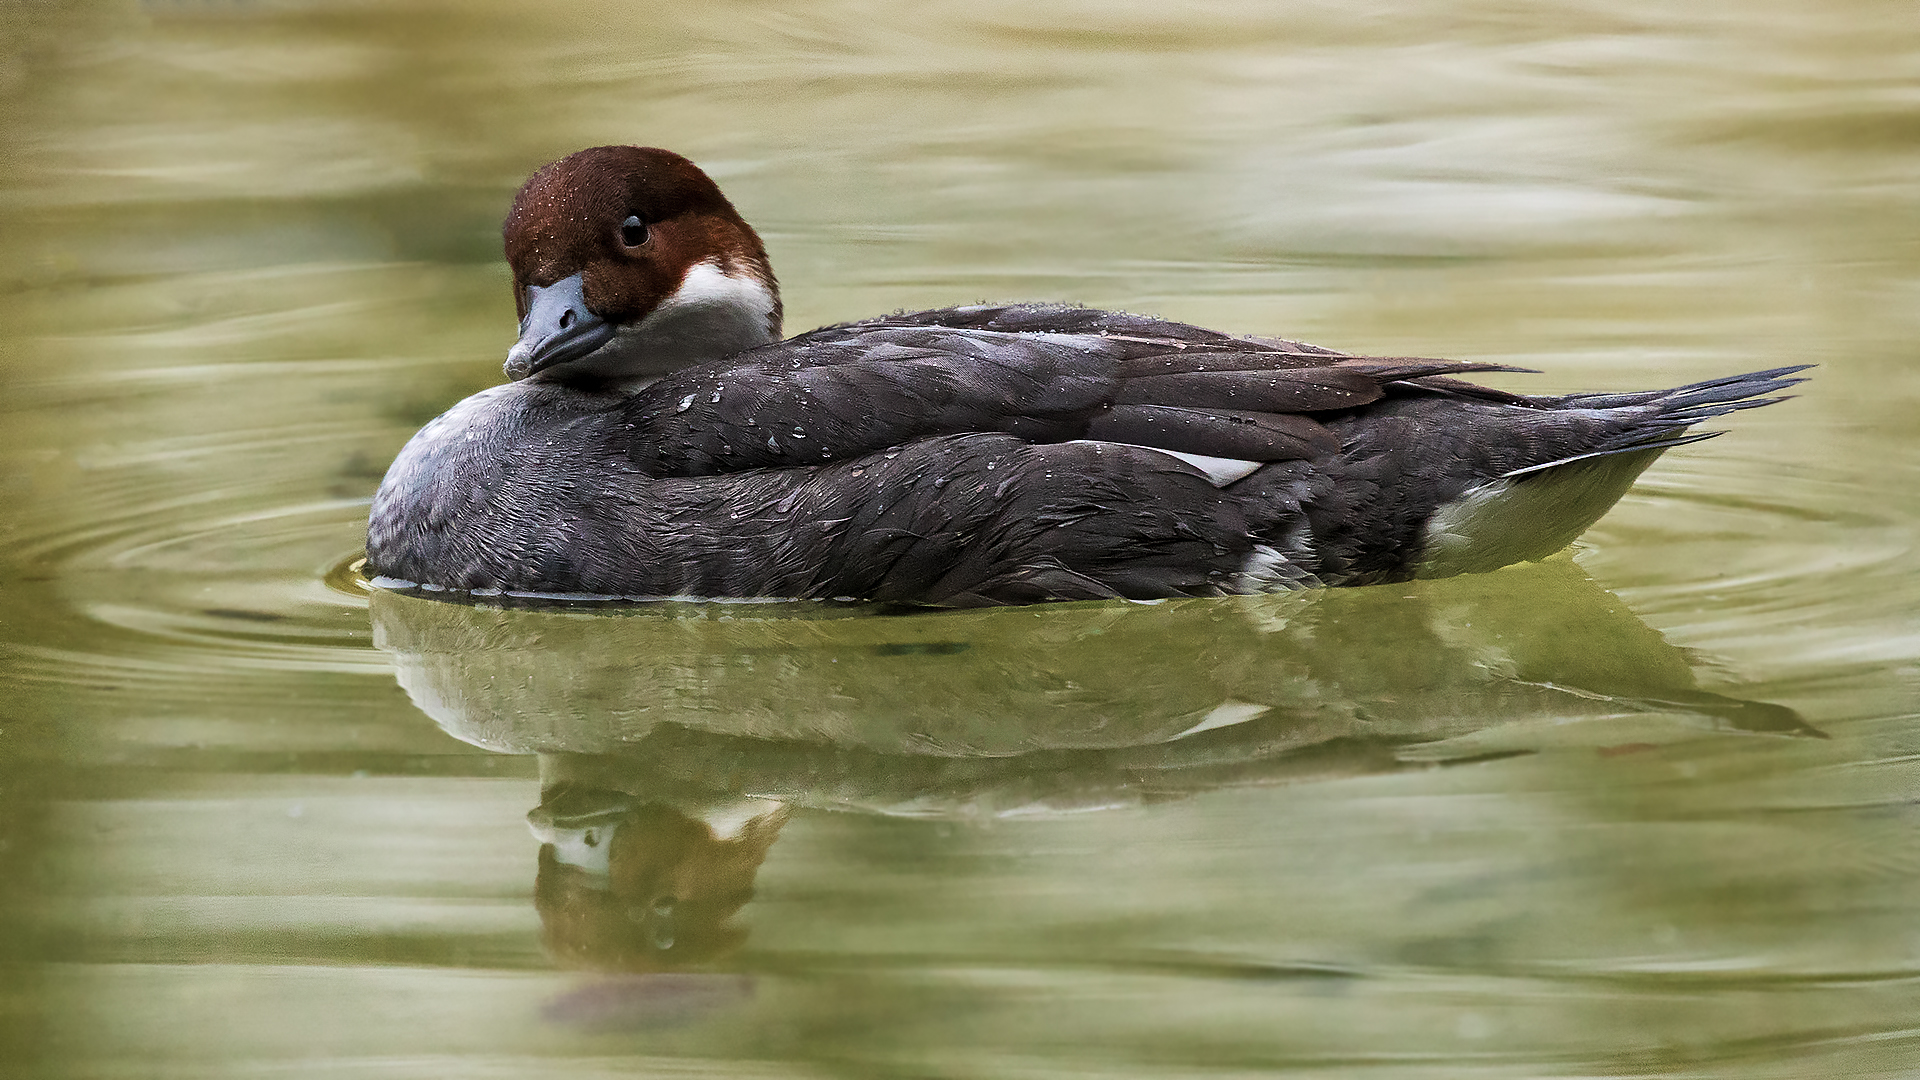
3,2,1918,1076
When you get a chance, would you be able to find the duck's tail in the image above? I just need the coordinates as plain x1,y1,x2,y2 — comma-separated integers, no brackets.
1502,364,1812,478
1413,365,1810,579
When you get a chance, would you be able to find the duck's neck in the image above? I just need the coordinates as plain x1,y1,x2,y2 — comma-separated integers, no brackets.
622,260,782,371
534,260,782,390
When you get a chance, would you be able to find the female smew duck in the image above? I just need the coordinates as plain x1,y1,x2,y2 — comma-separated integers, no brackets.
365,146,1803,605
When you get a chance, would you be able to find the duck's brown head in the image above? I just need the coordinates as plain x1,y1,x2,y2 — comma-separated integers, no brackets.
502,146,782,384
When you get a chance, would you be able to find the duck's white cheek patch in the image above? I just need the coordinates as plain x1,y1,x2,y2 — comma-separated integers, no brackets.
529,823,615,879
599,259,780,375
650,260,777,339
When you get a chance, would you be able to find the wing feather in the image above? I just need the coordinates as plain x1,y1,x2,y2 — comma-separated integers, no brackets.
618,305,1520,477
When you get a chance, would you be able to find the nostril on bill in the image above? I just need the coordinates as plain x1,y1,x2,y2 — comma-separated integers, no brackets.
559,310,575,330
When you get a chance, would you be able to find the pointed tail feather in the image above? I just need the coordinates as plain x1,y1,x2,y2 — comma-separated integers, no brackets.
1561,364,1810,415
1543,364,1809,464
1418,365,1809,578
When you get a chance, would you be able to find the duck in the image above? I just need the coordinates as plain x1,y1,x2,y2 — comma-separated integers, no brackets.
364,145,1805,605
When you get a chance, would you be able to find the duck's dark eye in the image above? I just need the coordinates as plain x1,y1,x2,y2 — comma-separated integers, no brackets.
619,215,648,248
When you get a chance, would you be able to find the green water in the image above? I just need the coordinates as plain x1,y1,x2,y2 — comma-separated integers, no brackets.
3,2,1918,1076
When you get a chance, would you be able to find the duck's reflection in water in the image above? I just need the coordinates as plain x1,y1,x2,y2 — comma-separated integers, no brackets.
530,793,787,972
371,557,1812,972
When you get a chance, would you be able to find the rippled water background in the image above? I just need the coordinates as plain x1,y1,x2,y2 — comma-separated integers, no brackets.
4,1,1919,1076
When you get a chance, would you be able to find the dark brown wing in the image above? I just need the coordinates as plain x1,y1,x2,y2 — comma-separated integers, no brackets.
617,304,1522,477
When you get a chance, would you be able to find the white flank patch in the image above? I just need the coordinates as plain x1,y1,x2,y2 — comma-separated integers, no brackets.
1070,441,1264,487
701,798,787,841
1169,701,1271,740
1151,447,1267,487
